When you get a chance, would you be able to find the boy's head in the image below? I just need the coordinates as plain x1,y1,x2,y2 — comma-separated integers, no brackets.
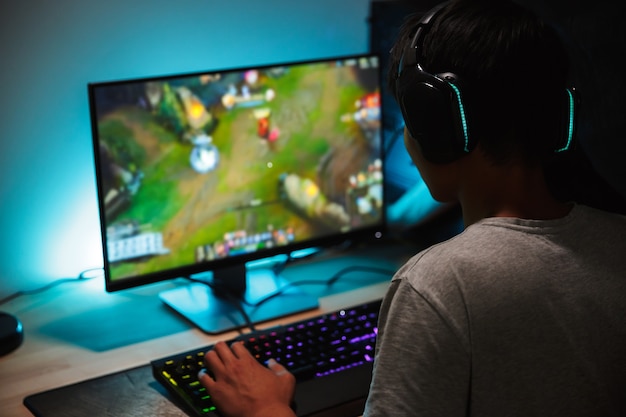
389,0,573,166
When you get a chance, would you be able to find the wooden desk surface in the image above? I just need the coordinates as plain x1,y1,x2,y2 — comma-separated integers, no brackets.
0,242,416,417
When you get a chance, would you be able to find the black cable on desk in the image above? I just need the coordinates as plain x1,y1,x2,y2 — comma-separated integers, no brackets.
0,267,103,307
243,265,396,310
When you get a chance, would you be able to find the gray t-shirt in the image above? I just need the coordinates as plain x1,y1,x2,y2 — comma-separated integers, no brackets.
364,204,626,417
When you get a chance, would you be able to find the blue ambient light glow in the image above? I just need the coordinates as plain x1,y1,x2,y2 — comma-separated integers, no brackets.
555,88,576,153
0,0,370,295
448,82,470,152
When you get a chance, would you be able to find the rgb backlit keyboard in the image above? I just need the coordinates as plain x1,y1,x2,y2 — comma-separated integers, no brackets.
151,299,381,416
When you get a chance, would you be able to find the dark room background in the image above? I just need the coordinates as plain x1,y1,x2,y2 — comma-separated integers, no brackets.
1,0,624,299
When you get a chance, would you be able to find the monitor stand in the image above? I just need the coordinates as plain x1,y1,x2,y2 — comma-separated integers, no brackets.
158,263,319,334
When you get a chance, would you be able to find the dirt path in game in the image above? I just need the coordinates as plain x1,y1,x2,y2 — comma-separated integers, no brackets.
104,108,248,254
311,68,371,202
106,110,172,164
161,119,262,253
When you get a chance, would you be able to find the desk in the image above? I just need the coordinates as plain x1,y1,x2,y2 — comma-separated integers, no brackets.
0,241,418,417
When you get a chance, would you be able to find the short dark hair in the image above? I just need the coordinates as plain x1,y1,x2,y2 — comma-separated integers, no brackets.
389,0,571,165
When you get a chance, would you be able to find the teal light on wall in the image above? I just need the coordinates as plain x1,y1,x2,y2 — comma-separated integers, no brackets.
0,0,370,297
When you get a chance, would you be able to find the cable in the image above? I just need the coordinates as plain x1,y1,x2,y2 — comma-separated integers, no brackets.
384,124,406,154
183,264,394,333
182,247,323,332
325,265,397,285
182,276,258,332
269,247,322,277
244,265,396,310
0,267,103,307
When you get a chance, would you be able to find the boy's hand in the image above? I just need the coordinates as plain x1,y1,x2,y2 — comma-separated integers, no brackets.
198,340,297,417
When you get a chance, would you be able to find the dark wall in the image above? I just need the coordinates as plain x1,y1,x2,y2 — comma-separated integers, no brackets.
524,0,626,211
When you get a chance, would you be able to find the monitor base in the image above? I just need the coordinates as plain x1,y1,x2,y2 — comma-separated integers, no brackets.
159,268,319,334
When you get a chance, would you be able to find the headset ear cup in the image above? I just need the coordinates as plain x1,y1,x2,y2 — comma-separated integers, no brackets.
398,82,457,163
555,88,577,153
393,1,474,164
396,70,473,164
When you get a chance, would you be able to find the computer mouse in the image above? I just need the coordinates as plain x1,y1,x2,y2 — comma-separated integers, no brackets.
0,312,24,356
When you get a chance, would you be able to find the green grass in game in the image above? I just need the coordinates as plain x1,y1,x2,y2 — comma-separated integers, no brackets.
103,62,371,279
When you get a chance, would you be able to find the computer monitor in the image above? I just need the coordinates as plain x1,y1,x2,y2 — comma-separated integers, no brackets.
88,53,385,334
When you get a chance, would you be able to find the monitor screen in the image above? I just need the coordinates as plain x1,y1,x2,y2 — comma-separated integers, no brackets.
89,53,385,332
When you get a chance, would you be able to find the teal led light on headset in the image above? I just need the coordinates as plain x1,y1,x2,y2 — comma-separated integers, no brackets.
447,81,470,152
394,1,476,164
555,88,575,153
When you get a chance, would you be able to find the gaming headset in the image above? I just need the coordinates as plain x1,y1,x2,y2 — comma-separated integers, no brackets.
394,2,577,164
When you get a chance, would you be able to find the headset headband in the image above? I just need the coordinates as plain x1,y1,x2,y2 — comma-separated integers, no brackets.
394,0,576,163
398,2,449,76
